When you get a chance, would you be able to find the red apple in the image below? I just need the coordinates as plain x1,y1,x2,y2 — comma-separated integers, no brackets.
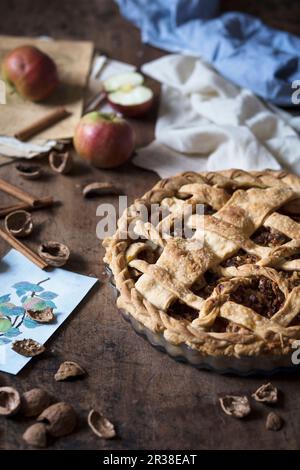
1,45,59,101
73,112,135,169
104,72,154,118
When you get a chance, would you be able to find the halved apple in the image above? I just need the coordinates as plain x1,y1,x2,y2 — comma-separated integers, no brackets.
104,72,154,118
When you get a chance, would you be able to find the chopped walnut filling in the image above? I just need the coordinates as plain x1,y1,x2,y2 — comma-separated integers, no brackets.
229,276,285,318
168,300,199,322
285,253,300,261
191,270,221,299
221,249,259,268
138,248,160,264
211,317,250,334
251,226,290,247
203,204,216,215
128,267,142,280
280,270,300,290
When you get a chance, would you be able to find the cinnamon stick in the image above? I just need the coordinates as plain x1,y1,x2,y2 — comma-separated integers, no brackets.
0,178,38,206
0,196,54,218
14,107,71,141
0,227,48,269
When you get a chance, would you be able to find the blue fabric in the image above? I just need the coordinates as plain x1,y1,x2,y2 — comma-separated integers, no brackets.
115,0,300,106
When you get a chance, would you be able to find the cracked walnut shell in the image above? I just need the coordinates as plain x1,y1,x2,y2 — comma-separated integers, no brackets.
82,182,121,198
12,338,45,357
266,412,283,431
54,361,86,381
252,383,278,404
219,395,251,419
49,151,73,174
0,386,21,416
4,210,33,238
88,409,116,439
26,307,55,323
38,241,70,267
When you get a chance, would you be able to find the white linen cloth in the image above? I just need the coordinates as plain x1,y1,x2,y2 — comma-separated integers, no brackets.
133,54,300,177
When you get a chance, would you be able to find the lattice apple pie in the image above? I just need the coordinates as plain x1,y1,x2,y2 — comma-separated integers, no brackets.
103,170,300,364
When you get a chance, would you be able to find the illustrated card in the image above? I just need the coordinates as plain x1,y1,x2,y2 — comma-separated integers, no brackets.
0,249,98,374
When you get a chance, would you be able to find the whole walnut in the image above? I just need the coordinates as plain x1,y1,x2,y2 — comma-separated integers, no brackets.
37,402,76,437
23,423,47,448
21,388,51,417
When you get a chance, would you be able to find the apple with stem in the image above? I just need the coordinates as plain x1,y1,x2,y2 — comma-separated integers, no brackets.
103,72,154,118
73,112,135,169
1,45,59,101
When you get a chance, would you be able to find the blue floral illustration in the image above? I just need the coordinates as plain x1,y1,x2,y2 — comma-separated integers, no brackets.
0,278,58,345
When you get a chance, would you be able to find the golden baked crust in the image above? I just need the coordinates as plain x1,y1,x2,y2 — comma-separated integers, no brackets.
103,169,300,358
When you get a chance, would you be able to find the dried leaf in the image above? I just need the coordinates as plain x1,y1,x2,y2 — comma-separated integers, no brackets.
37,402,76,437
15,163,41,180
82,182,121,198
4,210,33,238
0,386,21,416
49,151,73,174
88,409,116,439
219,395,251,419
252,383,278,404
38,241,70,267
54,361,86,381
12,338,45,357
21,388,51,417
26,307,54,323
266,412,283,431
23,423,47,447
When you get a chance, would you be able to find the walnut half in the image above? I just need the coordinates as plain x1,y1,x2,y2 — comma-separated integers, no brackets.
219,395,251,419
0,386,21,416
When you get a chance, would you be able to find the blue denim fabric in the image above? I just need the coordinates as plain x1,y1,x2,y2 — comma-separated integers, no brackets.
115,0,300,106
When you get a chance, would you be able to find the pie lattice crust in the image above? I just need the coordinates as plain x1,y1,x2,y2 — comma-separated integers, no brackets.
103,169,300,358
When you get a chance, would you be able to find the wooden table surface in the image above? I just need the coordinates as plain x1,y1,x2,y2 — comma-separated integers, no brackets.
1,0,300,451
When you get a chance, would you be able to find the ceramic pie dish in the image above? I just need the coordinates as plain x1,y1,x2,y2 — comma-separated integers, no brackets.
103,169,300,375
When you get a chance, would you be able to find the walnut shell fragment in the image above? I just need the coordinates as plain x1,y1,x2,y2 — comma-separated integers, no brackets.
266,412,283,431
23,423,47,448
38,241,70,267
26,307,55,324
82,182,121,198
219,395,251,419
88,409,116,439
4,210,33,238
49,151,73,174
12,338,45,357
252,383,278,404
21,388,51,417
0,386,21,416
15,163,41,180
37,402,76,437
54,361,86,381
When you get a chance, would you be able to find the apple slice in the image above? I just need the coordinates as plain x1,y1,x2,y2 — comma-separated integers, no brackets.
104,72,154,118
